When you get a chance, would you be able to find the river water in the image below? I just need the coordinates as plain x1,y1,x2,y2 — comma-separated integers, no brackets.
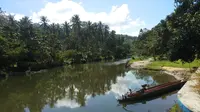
0,59,177,112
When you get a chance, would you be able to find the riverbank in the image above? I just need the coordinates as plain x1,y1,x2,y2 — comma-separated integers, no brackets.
130,58,153,69
161,67,191,80
0,58,131,78
129,59,200,80
129,59,200,112
177,68,200,112
130,60,190,80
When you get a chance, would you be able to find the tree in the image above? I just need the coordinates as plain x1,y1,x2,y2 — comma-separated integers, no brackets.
0,8,133,74
71,15,81,50
132,0,200,62
40,16,49,30
63,21,70,37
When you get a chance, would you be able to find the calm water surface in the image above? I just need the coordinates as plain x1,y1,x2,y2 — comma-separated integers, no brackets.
0,59,177,112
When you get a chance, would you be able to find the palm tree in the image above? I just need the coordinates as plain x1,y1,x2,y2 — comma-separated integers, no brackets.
63,21,70,37
40,16,49,31
50,23,56,34
97,21,103,43
71,15,81,35
19,16,33,40
71,15,81,50
5,15,18,39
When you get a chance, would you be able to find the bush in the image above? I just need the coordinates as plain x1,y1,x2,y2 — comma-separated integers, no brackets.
131,56,135,60
58,50,77,64
62,50,77,59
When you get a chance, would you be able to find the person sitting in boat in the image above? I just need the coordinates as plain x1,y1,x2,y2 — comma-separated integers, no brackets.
139,84,149,93
122,95,127,99
129,89,132,93
142,84,149,90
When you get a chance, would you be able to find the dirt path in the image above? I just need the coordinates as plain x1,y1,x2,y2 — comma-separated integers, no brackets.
130,58,152,69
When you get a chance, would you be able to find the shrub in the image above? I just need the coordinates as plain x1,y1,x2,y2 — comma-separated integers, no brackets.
58,50,77,64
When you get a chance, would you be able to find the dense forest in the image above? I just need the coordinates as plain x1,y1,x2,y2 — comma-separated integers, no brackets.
1,0,200,76
132,0,200,62
0,8,134,74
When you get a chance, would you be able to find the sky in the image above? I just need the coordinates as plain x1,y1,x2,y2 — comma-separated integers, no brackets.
1,0,175,36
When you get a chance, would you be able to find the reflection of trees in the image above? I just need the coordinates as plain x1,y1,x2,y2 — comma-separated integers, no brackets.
0,63,125,112
0,64,177,112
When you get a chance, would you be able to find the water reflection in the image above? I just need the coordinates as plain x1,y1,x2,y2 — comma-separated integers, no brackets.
119,90,178,108
0,60,177,112
109,71,147,98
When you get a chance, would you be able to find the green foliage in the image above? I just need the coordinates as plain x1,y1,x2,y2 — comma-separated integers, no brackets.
0,8,133,74
168,103,182,112
59,50,77,60
0,36,8,69
128,58,141,64
146,59,200,69
132,0,200,63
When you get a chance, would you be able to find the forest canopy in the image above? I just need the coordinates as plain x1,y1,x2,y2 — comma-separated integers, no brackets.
132,0,200,62
0,8,134,73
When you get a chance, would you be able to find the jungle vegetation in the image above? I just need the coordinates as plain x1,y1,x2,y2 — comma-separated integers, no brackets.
0,8,134,74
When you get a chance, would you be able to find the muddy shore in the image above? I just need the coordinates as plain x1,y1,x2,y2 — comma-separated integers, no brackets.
129,60,191,80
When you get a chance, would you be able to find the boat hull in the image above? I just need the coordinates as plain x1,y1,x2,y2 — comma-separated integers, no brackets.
118,81,186,103
119,90,178,106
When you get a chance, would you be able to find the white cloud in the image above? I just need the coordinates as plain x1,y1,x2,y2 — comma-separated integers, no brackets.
55,86,91,109
107,71,142,98
5,13,25,21
13,13,24,20
55,94,92,108
29,0,145,36
55,98,80,108
7,0,144,36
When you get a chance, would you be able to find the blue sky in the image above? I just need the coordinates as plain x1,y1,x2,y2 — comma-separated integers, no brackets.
1,0,175,36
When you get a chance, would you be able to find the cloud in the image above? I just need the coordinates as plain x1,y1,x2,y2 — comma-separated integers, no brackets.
55,94,92,109
55,98,80,108
5,13,25,21
7,0,144,36
29,0,145,36
107,71,142,98
55,86,91,109
12,13,25,20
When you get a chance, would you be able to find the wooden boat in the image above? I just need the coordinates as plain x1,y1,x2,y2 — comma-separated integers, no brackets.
119,90,179,107
118,80,186,102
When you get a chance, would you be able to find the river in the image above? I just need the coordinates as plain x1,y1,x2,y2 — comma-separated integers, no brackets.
0,59,178,112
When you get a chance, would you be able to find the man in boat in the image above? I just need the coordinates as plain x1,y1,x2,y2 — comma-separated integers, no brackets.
122,95,128,99
122,89,132,99
129,89,132,93
139,84,149,93
142,84,149,89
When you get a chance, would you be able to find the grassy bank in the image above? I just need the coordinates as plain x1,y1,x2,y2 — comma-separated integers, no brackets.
146,59,200,70
128,58,141,64
128,56,150,64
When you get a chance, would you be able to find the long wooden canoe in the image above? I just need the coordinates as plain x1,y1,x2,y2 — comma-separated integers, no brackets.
118,80,186,103
119,90,179,106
